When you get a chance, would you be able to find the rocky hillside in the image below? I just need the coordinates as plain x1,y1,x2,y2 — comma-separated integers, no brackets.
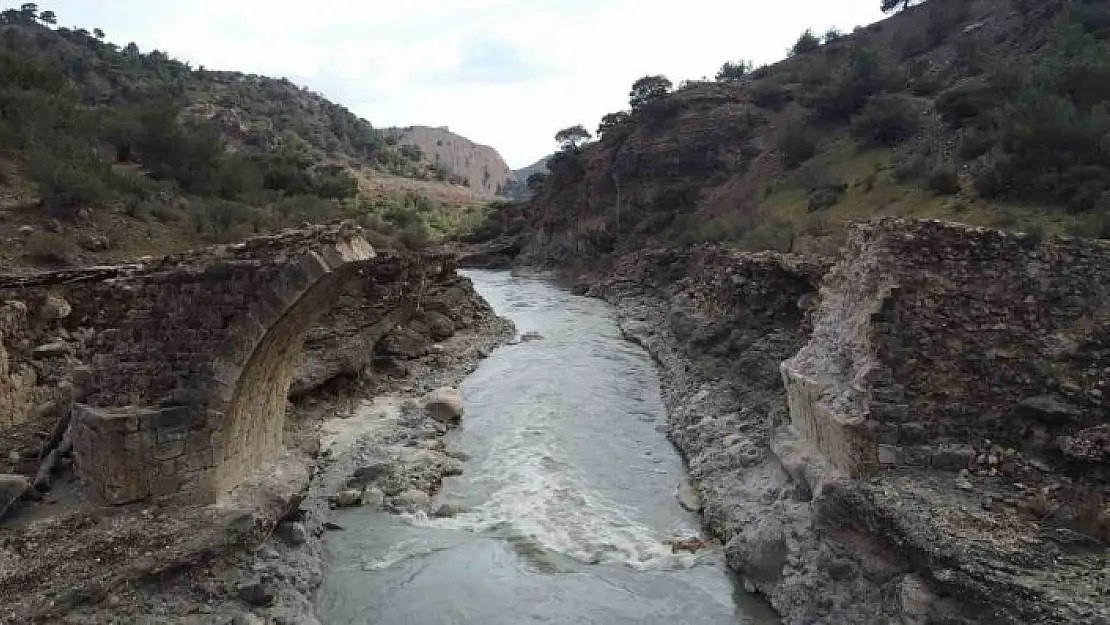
494,0,1110,263
388,126,512,196
0,5,491,269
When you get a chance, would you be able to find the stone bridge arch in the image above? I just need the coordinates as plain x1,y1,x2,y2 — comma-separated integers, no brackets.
0,224,377,504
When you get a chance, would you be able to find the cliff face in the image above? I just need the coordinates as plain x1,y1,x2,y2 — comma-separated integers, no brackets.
390,126,513,196
581,220,1110,624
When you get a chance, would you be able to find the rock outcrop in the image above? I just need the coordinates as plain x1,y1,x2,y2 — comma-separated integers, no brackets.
390,126,513,196
784,219,1109,478
589,219,1109,624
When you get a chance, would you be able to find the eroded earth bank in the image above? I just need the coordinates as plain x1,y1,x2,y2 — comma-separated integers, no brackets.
466,217,1110,625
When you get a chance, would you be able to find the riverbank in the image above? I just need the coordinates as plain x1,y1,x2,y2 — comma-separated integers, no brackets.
229,295,514,625
476,219,1110,625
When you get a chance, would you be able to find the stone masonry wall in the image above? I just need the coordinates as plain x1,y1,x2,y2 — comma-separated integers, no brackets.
783,219,1110,476
1,223,376,504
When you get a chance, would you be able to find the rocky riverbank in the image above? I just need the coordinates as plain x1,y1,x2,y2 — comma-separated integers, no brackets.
478,218,1110,625
223,290,513,625
0,245,513,624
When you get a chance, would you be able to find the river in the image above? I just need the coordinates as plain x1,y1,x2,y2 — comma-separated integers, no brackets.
317,270,779,624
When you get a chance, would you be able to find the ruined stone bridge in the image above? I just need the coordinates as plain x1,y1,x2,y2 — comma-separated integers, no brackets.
0,223,380,504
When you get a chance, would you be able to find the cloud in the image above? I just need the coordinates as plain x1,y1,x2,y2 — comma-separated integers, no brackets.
423,34,551,85
48,0,887,168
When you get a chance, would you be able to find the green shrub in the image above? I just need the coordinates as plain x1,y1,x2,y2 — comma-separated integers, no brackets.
924,163,960,195
804,43,900,122
778,120,816,169
925,0,972,48
799,163,846,210
908,72,947,96
749,65,772,80
892,150,929,182
970,18,1110,211
792,29,821,56
24,231,77,264
190,198,271,240
956,125,997,159
934,81,1002,125
1072,0,1110,36
971,158,1008,198
750,78,789,111
807,187,842,211
397,222,430,251
25,147,113,209
716,60,752,82
850,94,921,147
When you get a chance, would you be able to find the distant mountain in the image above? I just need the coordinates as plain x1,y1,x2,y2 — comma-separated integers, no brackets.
513,156,551,183
388,126,512,196
501,155,552,200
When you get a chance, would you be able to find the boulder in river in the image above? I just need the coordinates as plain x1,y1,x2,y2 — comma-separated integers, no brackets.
236,579,275,607
421,387,464,424
332,489,364,508
433,503,461,518
676,479,703,513
392,489,432,514
362,487,385,509
276,521,307,546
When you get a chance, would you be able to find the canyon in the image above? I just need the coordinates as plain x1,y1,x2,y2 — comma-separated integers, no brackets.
0,213,1106,624
466,217,1110,624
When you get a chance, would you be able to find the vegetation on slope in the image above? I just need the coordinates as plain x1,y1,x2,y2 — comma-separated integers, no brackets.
503,0,1110,261
0,3,489,268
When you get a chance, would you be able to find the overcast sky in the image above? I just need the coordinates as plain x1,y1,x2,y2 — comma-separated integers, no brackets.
49,0,885,168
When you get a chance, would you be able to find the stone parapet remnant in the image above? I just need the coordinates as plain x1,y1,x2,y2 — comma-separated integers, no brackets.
783,218,1110,476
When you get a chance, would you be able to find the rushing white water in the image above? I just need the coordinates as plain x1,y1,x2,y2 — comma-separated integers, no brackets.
318,271,779,625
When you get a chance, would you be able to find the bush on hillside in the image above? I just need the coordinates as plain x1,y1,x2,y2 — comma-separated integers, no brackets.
1072,0,1110,36
629,75,673,111
799,163,847,211
25,147,114,209
777,120,817,169
807,187,843,211
750,78,789,111
925,0,972,48
892,149,930,182
804,43,901,122
924,163,960,195
716,60,752,82
850,94,921,147
24,231,77,264
792,30,821,56
969,19,1110,211
956,125,996,159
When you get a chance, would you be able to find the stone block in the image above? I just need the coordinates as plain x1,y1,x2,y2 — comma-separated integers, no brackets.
877,445,902,466
902,446,932,467
870,402,910,423
154,440,185,461
932,444,975,470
